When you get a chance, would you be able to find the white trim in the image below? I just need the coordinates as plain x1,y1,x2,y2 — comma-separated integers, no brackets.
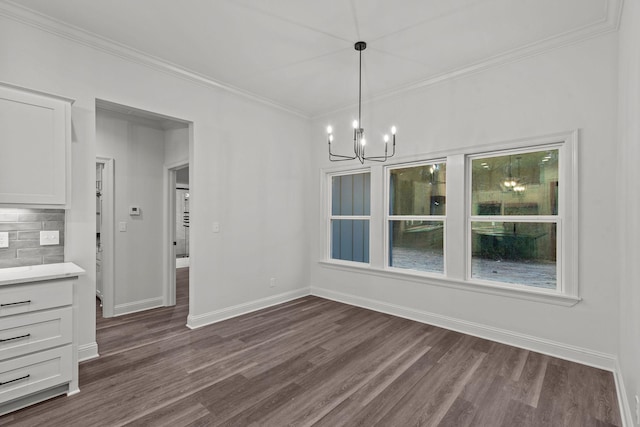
113,297,164,317
312,1,623,119
0,1,622,118
0,1,308,119
321,130,580,304
186,288,309,329
311,286,613,370
176,257,190,268
0,80,75,104
326,170,372,263
466,143,566,293
163,160,189,308
385,159,448,275
78,342,99,362
96,157,115,318
614,358,634,427
318,261,580,306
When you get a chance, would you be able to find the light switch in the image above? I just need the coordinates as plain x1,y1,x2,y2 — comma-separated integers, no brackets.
0,232,8,248
119,222,127,232
40,230,59,246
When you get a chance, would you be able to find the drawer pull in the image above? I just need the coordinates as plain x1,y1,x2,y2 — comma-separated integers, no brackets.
0,374,30,386
0,300,32,307
0,333,31,343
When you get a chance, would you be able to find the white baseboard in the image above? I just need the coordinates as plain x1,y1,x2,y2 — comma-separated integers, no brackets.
311,286,618,372
176,257,190,268
186,288,309,329
614,358,634,427
78,342,99,362
114,297,164,317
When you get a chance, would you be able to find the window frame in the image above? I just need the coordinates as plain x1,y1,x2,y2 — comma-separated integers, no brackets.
466,145,563,292
326,168,372,266
320,130,579,306
384,159,448,277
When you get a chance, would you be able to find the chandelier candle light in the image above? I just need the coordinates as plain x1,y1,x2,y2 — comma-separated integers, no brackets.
327,41,397,164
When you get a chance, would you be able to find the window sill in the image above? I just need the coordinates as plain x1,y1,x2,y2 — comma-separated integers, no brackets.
318,260,581,307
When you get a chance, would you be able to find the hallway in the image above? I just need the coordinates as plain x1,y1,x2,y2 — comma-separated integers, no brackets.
95,267,189,356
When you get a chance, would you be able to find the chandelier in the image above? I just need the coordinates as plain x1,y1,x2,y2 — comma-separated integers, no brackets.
501,156,526,193
327,41,397,164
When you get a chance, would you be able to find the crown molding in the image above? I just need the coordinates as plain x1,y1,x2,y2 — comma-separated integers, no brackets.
0,0,622,120
0,1,310,119
313,0,624,118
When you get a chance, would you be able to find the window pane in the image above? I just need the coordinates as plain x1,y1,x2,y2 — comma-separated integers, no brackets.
390,163,446,215
471,150,558,216
331,219,369,263
471,221,557,289
332,173,370,216
389,220,444,273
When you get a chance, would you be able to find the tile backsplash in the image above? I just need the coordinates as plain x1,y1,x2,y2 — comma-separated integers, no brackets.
0,208,65,268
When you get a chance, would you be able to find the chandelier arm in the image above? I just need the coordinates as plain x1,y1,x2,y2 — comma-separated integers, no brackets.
361,156,389,162
329,155,358,162
328,145,357,161
361,136,396,161
329,143,357,161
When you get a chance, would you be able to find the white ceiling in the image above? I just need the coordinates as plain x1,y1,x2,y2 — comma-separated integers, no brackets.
6,0,620,117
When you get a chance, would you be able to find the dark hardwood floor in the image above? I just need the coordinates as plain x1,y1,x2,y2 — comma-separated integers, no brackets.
2,268,622,426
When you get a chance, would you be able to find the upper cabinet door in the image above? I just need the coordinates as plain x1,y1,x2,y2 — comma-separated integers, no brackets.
0,84,73,205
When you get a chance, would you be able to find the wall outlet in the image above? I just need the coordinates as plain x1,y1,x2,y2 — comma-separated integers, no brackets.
39,230,59,246
0,232,8,248
269,278,276,288
635,394,639,425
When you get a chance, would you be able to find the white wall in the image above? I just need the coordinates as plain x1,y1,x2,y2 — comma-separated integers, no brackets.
96,110,166,311
164,127,189,166
0,7,630,416
310,33,620,364
618,0,640,423
0,12,311,354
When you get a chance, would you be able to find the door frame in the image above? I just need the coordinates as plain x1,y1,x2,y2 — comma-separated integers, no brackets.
163,160,189,307
96,157,115,317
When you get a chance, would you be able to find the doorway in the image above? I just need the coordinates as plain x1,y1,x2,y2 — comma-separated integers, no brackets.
95,100,191,322
175,166,190,268
164,162,190,307
95,157,114,317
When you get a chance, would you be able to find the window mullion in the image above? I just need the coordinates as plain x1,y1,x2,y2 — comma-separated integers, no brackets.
444,154,466,280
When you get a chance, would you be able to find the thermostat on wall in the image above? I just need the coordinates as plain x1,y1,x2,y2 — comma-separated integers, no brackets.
129,206,141,216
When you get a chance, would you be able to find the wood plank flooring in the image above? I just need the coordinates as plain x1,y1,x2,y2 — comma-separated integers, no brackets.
1,268,622,426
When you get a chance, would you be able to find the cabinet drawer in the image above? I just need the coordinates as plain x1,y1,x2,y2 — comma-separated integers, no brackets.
0,346,71,404
0,308,72,360
0,280,72,317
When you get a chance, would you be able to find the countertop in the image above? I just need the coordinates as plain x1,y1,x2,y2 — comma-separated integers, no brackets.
0,262,85,286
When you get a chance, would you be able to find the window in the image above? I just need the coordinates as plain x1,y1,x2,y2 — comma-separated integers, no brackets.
469,148,560,290
329,171,370,263
387,162,446,274
322,131,578,304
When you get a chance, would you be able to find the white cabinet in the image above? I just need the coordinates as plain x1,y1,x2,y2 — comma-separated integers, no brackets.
0,263,83,416
0,83,73,205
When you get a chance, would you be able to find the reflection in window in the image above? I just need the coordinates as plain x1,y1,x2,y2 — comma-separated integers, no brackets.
470,149,559,289
472,149,558,216
471,222,556,288
330,173,370,263
388,162,446,274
